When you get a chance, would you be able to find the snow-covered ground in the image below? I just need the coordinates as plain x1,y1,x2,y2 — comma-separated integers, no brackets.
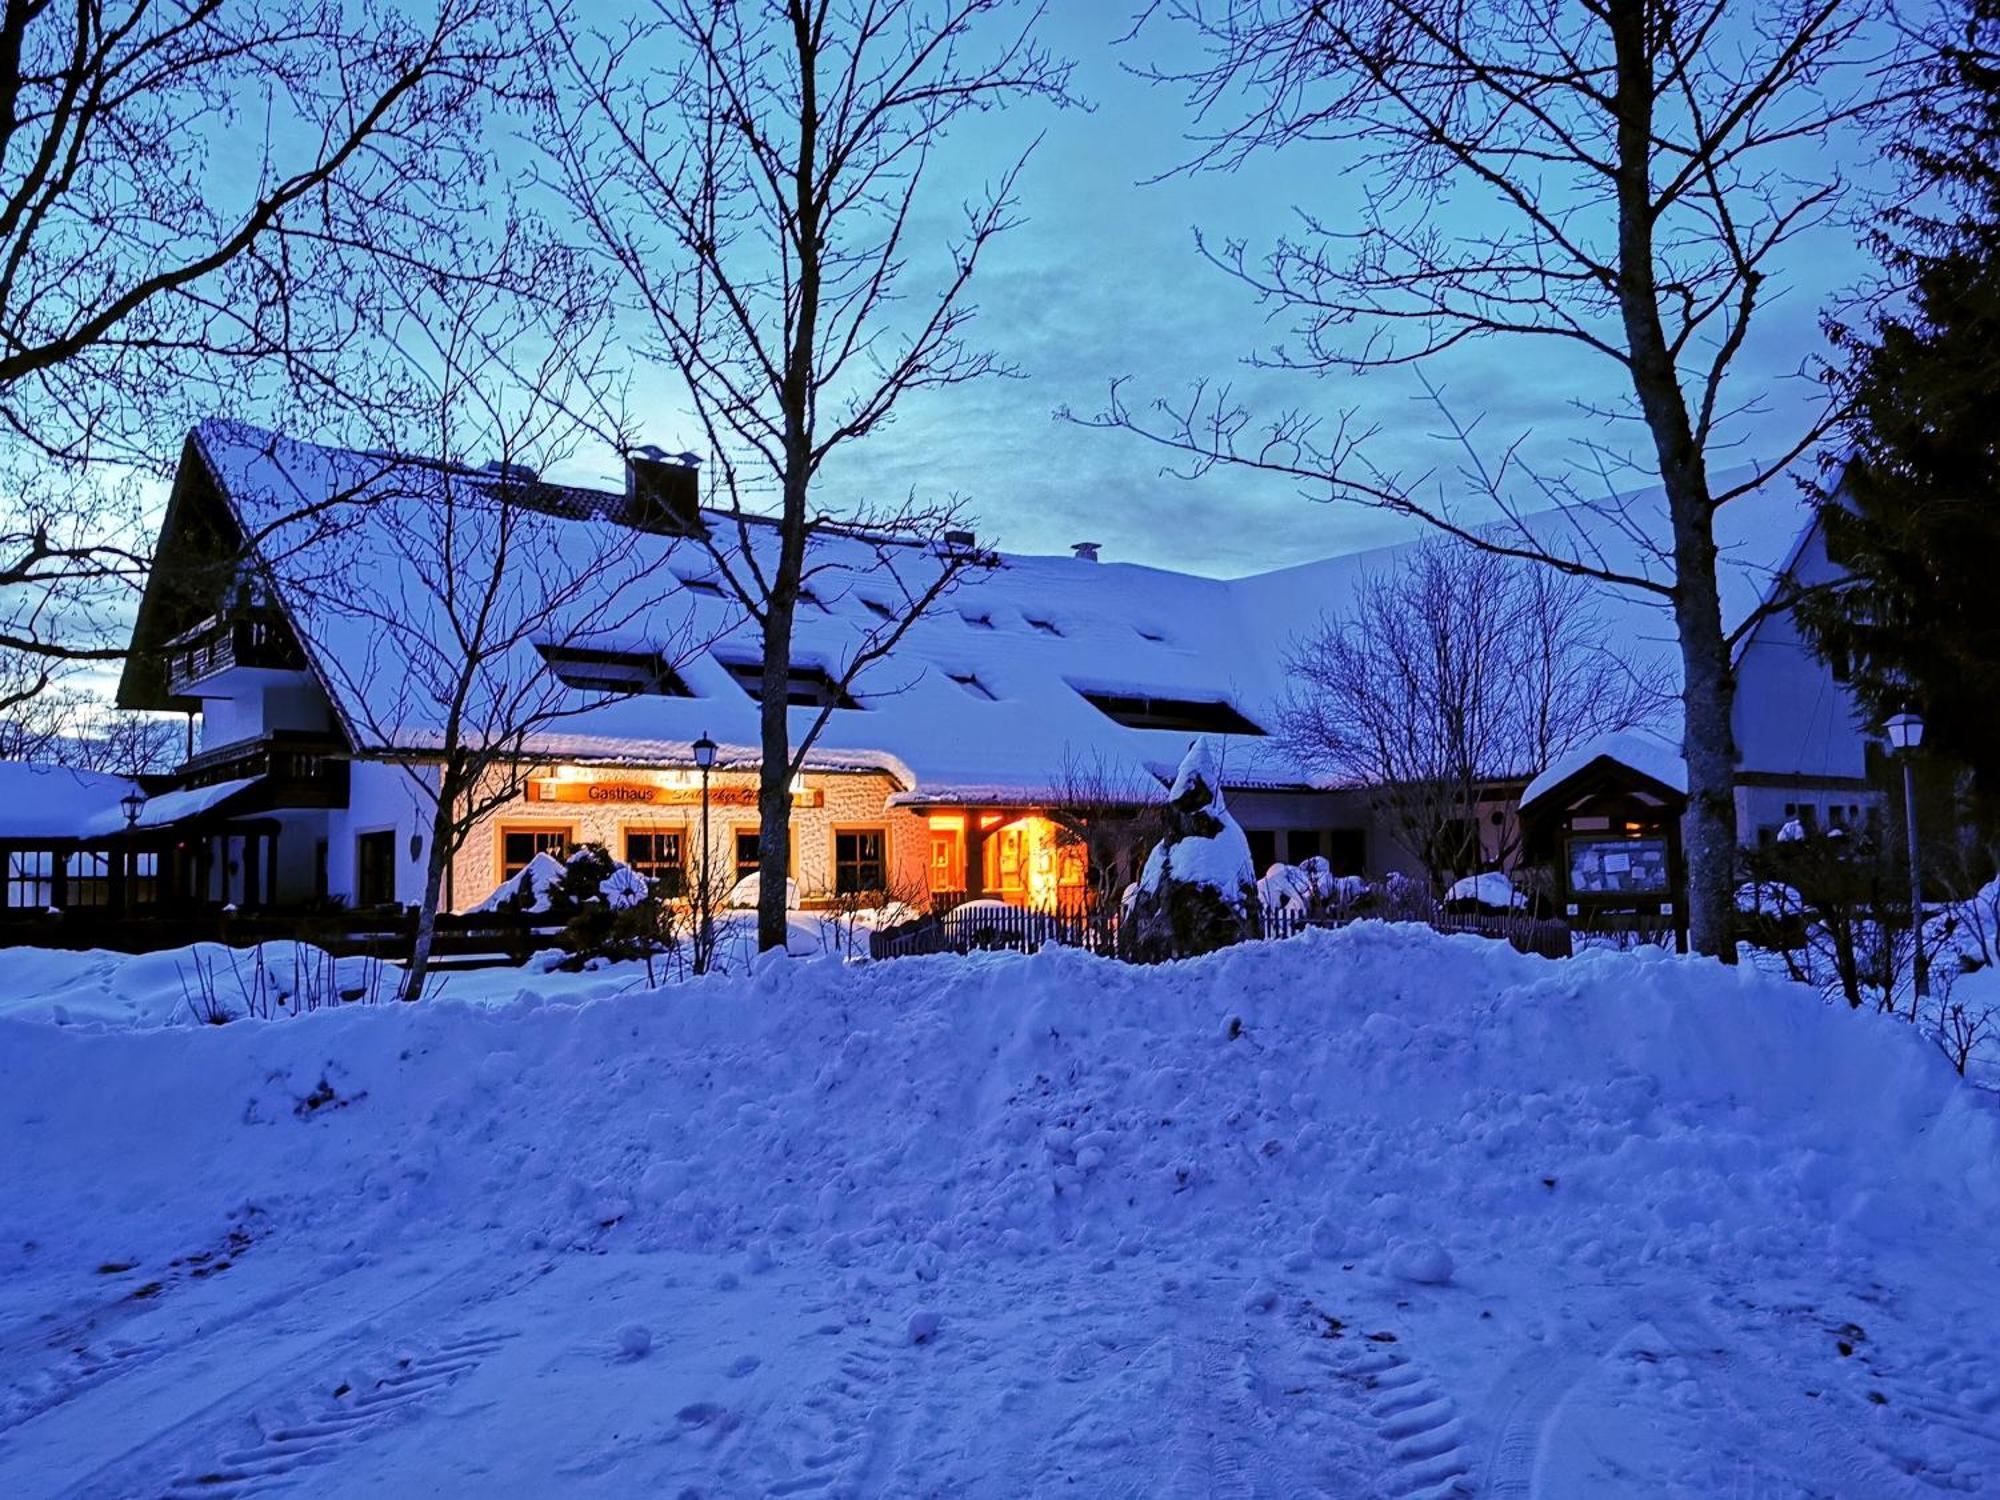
3,927,1998,1497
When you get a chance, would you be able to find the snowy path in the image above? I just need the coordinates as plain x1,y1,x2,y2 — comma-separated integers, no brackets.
6,1234,1995,1496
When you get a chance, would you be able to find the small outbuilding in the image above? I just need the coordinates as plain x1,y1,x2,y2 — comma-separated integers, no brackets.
1518,732,1689,951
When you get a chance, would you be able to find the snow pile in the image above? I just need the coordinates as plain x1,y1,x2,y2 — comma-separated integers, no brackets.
1137,737,1253,897
4,925,1995,1291
726,872,800,910
474,851,570,913
1445,871,1524,910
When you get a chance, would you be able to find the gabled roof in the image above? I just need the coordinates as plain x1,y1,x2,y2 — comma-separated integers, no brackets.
132,420,1820,802
1519,730,1689,812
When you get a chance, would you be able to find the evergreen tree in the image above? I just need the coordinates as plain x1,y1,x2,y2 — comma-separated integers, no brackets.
1804,3,2000,818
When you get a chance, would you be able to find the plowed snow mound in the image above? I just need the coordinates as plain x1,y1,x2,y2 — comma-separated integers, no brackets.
5,924,1995,1285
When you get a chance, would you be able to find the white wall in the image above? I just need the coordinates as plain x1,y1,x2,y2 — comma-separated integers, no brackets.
325,761,436,906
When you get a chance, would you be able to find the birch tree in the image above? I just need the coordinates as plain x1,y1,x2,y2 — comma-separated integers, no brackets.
1088,1,1910,957
541,0,1073,951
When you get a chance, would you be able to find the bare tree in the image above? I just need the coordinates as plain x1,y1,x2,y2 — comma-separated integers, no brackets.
541,0,1073,950
0,659,179,770
0,0,523,676
1083,1,1912,957
272,235,701,1001
1280,539,1667,889
1045,748,1166,914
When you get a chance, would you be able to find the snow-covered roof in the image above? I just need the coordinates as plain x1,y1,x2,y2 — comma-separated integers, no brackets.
162,420,1815,803
0,762,134,839
1519,730,1689,812
79,776,262,837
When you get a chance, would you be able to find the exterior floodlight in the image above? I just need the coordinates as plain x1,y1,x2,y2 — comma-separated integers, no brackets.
1885,711,1924,752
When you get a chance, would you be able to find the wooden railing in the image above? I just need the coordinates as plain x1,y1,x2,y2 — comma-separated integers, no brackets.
164,609,305,696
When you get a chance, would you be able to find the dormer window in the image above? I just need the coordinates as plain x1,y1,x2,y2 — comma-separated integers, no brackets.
538,644,692,697
946,670,998,702
1024,616,1063,637
960,609,996,629
677,572,726,598
718,655,860,709
1076,689,1264,735
860,596,895,622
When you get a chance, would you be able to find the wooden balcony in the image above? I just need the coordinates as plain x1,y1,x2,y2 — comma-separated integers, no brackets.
179,730,351,808
164,609,305,696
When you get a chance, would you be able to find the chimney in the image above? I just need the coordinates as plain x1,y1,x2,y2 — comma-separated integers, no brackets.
624,445,705,537
1071,541,1101,563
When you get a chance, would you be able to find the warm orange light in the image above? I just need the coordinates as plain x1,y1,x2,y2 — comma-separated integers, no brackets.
928,813,966,831
978,812,1003,829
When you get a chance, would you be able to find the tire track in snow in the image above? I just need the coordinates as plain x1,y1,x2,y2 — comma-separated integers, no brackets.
1341,1338,1473,1499
46,1251,548,1499
161,1326,517,1497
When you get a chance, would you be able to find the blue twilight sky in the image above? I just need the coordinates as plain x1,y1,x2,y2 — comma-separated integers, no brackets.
554,4,1889,578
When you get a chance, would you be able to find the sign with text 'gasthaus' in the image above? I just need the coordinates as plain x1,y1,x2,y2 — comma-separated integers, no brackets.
526,779,820,808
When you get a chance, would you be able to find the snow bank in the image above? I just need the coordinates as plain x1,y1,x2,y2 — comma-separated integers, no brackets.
4,926,1994,1301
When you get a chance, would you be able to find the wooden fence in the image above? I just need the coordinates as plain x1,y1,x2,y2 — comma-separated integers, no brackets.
0,907,570,968
869,900,1574,962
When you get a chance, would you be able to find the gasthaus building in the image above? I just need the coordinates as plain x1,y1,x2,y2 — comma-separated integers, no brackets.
0,419,1876,921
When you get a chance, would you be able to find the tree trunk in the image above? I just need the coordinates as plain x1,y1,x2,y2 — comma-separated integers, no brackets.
1670,555,1742,959
755,593,798,952
401,793,459,1001
1610,8,1739,960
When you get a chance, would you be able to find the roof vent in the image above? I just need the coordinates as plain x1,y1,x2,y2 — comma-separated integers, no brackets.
625,445,705,537
1072,541,1101,562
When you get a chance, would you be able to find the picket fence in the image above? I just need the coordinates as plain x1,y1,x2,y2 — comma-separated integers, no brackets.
867,899,1573,962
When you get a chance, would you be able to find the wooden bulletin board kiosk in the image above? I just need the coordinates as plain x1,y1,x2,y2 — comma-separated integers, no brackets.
1519,743,1689,953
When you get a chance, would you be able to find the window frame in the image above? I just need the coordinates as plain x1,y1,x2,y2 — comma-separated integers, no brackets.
623,825,688,897
831,825,889,897
497,823,574,885
355,829,399,907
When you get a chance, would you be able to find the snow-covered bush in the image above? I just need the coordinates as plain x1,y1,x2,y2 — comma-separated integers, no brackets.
1125,739,1256,961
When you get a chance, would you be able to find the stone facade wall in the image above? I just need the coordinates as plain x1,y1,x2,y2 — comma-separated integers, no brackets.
447,763,926,911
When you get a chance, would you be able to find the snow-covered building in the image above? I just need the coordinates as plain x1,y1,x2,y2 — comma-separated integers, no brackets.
68,419,1879,918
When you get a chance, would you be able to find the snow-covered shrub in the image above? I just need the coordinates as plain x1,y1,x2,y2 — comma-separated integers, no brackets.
1443,870,1524,912
1125,739,1256,961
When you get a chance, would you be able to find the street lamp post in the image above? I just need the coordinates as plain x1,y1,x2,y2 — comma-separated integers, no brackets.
691,732,717,974
119,787,147,916
1885,711,1927,1002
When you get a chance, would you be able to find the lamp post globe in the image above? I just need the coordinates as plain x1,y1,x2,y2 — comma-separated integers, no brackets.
120,787,146,829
